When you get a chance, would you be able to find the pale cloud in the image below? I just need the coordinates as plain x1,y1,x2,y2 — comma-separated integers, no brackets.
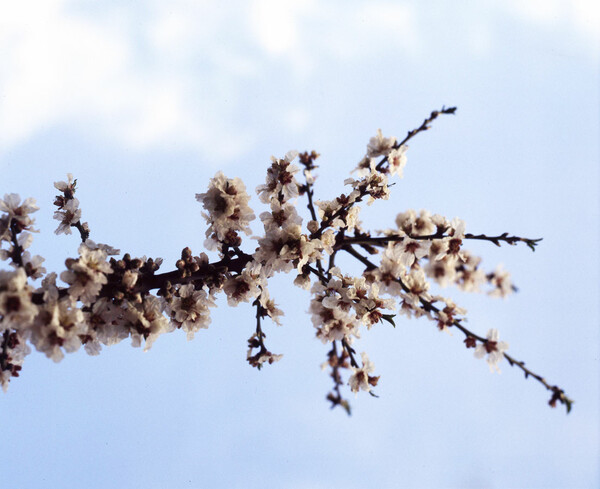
0,0,261,160
251,0,306,56
0,0,595,161
0,1,130,147
501,0,600,45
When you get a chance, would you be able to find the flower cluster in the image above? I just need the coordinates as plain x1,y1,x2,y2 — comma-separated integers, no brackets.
310,268,395,344
0,107,572,414
53,174,89,239
195,172,255,252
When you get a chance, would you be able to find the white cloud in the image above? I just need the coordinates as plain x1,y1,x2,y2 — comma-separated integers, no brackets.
501,0,600,45
0,0,596,161
0,0,262,160
251,0,305,56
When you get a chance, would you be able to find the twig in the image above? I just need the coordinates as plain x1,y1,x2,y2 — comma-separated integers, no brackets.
340,244,573,413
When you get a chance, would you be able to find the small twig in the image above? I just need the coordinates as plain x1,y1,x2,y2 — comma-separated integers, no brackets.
71,221,90,243
337,231,542,252
340,244,573,413
341,338,359,368
325,341,352,415
376,106,457,171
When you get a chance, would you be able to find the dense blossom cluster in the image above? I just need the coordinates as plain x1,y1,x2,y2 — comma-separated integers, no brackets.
0,107,572,414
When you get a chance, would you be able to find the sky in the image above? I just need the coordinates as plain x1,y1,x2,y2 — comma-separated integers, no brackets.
1,1,599,488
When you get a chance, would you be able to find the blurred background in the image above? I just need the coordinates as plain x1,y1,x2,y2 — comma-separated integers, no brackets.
1,1,598,488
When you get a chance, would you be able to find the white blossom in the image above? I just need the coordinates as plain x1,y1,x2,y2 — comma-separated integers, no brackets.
53,198,81,235
259,201,302,232
474,329,509,372
0,194,39,230
30,297,85,362
348,352,377,393
125,296,171,351
259,289,284,326
394,238,431,268
0,330,30,392
196,172,255,251
388,145,408,177
488,265,513,298
256,151,300,204
53,173,75,193
367,129,396,158
0,268,37,331
168,284,215,340
0,117,550,412
60,243,112,305
223,263,264,307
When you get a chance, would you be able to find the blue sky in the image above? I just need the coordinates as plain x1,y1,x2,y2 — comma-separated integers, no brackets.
1,1,599,488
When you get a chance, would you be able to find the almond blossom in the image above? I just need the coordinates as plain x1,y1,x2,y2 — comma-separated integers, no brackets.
196,172,255,252
0,193,39,230
60,243,112,305
0,106,572,415
367,129,396,158
167,284,215,340
474,329,509,372
348,352,379,393
256,150,300,204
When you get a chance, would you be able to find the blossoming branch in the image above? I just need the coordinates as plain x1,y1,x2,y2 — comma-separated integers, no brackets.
0,107,572,414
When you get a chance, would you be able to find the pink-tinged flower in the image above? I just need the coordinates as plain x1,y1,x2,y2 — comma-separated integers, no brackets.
318,228,336,256
246,332,283,367
60,244,112,305
454,250,486,292
394,237,431,268
424,257,456,288
256,151,300,204
0,330,31,392
402,267,431,307
433,297,466,332
367,129,396,158
223,264,264,307
348,352,379,393
293,273,311,290
488,265,514,298
168,284,215,340
85,297,129,349
124,296,171,351
17,231,34,251
30,297,86,362
53,199,81,235
53,173,75,193
374,246,406,296
388,145,408,177
254,224,323,275
84,239,120,256
259,201,302,232
395,209,438,237
345,160,390,205
0,268,37,330
196,172,255,252
0,193,39,230
310,278,362,343
348,280,395,324
259,289,284,326
442,217,467,263
315,192,361,231
18,251,46,279
474,328,509,372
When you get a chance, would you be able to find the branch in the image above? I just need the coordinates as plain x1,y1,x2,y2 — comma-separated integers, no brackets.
337,231,542,252
340,244,573,413
376,106,457,171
